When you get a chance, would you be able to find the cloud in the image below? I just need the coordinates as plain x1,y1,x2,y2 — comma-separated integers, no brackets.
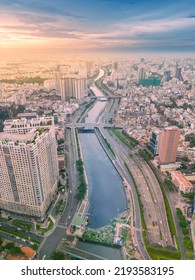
97,0,134,3
0,0,195,52
185,13,195,18
0,0,84,20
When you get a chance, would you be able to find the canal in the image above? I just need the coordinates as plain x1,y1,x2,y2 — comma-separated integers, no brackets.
79,131,127,229
76,72,127,258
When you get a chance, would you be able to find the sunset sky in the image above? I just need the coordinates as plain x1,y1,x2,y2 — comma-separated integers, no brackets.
0,0,195,57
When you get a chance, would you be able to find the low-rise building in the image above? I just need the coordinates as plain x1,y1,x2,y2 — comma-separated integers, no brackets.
171,171,195,193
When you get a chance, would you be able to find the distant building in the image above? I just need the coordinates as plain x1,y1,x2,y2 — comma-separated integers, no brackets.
56,64,87,101
159,126,180,164
17,112,37,119
163,70,171,82
138,103,145,113
86,61,95,75
0,92,26,105
114,62,118,70
44,79,56,91
53,114,58,125
0,102,16,132
139,77,161,87
175,67,183,81
149,129,161,156
140,57,145,63
138,66,146,81
0,121,58,219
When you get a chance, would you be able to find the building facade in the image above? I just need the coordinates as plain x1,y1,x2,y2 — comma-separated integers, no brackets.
56,64,87,101
0,124,58,219
60,76,87,101
149,129,161,156
159,126,180,164
171,171,195,193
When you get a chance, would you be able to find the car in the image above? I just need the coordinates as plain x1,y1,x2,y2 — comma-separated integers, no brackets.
68,216,71,219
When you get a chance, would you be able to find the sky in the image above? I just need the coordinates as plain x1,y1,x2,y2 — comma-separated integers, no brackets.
0,0,195,57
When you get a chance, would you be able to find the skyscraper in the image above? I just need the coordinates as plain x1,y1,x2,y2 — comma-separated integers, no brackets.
158,126,180,164
149,129,161,156
139,66,146,81
175,66,183,81
0,119,58,219
163,70,171,82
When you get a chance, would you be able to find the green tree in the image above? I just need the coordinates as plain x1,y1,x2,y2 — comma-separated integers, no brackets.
52,251,64,260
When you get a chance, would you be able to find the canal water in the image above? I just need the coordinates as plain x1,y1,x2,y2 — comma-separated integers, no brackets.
77,69,127,260
76,76,127,259
79,131,127,229
84,101,106,123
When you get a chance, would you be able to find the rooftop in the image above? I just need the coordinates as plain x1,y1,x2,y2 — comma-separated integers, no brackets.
4,116,53,126
20,246,36,259
0,130,35,142
172,171,193,189
0,128,49,143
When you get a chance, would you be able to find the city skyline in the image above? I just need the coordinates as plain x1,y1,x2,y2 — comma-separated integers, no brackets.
1,0,195,58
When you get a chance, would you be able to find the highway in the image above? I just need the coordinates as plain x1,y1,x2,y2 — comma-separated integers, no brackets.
102,128,174,248
95,128,150,259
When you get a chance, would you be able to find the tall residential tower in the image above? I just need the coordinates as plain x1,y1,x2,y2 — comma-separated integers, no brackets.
56,63,87,101
158,126,180,164
0,118,58,219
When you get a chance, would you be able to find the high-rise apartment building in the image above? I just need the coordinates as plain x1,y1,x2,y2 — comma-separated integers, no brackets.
60,76,87,101
149,129,161,156
0,119,58,219
56,63,87,101
158,126,180,164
